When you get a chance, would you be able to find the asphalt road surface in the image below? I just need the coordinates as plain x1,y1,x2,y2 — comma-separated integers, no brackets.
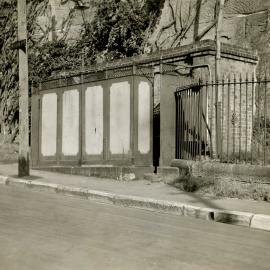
0,185,269,270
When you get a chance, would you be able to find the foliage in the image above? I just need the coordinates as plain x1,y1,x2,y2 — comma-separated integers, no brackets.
82,0,163,62
29,0,164,83
0,0,51,138
0,0,163,139
29,41,76,82
0,0,19,130
28,0,164,82
253,115,270,147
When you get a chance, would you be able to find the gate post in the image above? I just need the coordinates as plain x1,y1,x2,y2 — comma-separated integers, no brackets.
153,64,162,168
153,65,161,108
216,101,222,158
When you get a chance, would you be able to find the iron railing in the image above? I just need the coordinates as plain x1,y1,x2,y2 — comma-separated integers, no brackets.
175,75,270,165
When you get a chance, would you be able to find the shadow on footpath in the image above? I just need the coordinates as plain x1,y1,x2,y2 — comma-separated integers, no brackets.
1,162,224,211
168,188,223,210
10,174,43,181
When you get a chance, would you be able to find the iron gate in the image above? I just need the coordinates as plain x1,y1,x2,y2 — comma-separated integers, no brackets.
175,83,208,160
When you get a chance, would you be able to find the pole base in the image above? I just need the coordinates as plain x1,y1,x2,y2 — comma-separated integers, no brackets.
18,154,30,177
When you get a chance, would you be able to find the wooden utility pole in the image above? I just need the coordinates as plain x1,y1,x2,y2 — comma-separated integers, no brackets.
17,0,29,177
215,0,224,158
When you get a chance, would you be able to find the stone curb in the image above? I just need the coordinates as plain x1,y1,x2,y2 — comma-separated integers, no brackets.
0,175,270,232
0,175,9,185
250,215,270,231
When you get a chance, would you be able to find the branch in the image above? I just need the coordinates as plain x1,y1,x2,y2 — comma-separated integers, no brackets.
178,0,183,30
170,14,196,47
159,33,178,47
154,0,179,50
168,0,177,33
195,20,216,41
154,19,176,49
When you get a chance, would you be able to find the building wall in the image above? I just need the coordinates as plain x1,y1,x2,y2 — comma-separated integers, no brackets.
160,74,179,166
149,0,270,73
33,40,258,168
33,75,153,167
158,42,257,166
32,0,270,74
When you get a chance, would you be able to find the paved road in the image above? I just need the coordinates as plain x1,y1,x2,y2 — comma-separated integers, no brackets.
0,186,269,270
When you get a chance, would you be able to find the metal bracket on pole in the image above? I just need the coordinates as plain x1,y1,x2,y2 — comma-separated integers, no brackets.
11,39,26,52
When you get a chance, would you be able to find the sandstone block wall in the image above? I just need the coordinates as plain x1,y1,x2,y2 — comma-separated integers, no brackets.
158,41,257,165
34,0,94,43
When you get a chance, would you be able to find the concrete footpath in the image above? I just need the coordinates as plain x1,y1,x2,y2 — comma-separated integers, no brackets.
0,163,270,232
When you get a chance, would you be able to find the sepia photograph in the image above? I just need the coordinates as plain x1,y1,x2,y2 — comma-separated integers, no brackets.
0,0,270,269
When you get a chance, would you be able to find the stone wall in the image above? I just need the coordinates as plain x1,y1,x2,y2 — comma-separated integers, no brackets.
218,58,256,159
35,39,258,167
158,41,257,165
149,0,270,73
33,72,153,167
32,0,270,75
34,0,94,43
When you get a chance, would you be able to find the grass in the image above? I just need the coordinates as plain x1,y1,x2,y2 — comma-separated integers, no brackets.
0,142,18,163
173,175,270,202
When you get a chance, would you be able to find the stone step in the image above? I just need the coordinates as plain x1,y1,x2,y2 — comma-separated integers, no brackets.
143,173,162,183
144,167,180,184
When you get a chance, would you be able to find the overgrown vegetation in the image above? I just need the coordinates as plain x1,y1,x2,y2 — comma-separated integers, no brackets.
0,0,164,141
172,175,270,202
85,0,164,61
0,0,19,138
0,0,50,140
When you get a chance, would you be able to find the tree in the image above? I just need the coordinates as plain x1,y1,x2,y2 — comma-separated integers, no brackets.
82,0,163,62
0,0,19,139
0,0,163,141
151,0,218,50
0,0,49,141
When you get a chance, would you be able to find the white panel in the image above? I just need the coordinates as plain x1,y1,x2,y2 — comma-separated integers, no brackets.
62,89,79,156
138,81,151,154
110,81,130,154
41,93,57,157
85,86,103,155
